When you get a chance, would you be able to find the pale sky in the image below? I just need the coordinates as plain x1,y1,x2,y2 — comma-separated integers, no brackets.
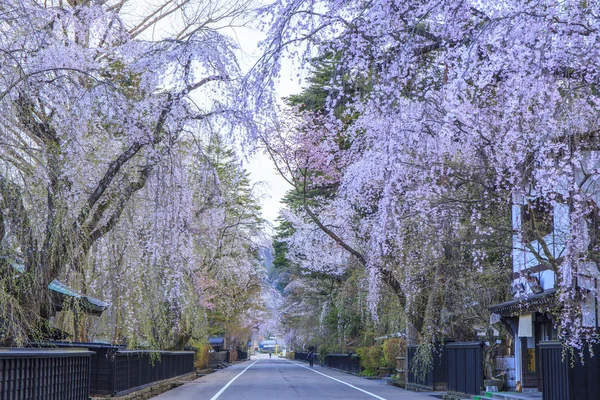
245,151,290,230
129,1,298,229
225,18,304,229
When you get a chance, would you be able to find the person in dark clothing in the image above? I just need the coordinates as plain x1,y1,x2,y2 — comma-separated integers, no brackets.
307,351,314,367
269,352,272,359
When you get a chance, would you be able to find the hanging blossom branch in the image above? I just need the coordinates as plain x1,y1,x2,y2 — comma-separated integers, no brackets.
0,0,257,342
260,125,407,309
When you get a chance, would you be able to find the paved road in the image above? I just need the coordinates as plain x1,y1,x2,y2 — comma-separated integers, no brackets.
153,353,437,400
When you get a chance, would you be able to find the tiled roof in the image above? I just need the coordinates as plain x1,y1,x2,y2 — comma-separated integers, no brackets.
9,260,109,315
209,337,225,345
489,288,556,316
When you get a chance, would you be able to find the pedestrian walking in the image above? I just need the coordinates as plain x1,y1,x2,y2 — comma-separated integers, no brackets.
269,352,272,359
307,351,314,368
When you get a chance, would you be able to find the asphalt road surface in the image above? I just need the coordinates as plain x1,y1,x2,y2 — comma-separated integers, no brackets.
153,353,437,400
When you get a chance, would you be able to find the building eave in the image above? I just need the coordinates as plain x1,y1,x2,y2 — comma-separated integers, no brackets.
6,259,110,316
489,288,557,317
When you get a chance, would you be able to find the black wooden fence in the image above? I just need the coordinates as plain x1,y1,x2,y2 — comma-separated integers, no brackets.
538,341,569,400
112,350,194,396
406,341,453,391
236,349,248,360
0,348,93,400
323,354,361,374
538,341,600,400
36,341,124,395
446,341,484,396
33,342,194,396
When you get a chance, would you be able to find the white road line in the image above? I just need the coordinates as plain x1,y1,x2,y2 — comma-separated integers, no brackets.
209,360,259,400
291,361,387,400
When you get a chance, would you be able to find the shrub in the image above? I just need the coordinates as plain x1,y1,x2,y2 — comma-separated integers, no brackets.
356,345,383,376
382,338,405,368
189,340,210,370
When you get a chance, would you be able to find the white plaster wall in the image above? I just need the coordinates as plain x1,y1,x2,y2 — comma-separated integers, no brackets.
514,337,522,387
539,269,555,290
578,151,600,205
511,199,565,290
512,203,524,275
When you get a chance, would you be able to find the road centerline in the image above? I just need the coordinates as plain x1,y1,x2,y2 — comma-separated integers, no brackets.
290,361,387,400
209,359,259,400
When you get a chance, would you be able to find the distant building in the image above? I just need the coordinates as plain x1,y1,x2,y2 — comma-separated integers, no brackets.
209,337,225,352
259,339,277,352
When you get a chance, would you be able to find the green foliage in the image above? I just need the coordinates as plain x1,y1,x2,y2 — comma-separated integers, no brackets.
272,215,295,274
382,338,404,368
286,54,341,114
286,52,370,121
356,345,384,376
199,135,266,349
188,339,211,371
272,52,407,356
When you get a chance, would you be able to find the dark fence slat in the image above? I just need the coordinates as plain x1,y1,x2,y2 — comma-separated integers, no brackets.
31,342,194,397
323,354,361,375
0,348,93,400
112,350,195,396
539,341,569,400
406,341,454,391
446,341,484,396
538,341,600,400
236,349,248,360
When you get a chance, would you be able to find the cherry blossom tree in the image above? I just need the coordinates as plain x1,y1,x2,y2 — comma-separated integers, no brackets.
194,136,267,349
67,134,267,349
267,68,512,353
255,0,600,349
0,0,257,344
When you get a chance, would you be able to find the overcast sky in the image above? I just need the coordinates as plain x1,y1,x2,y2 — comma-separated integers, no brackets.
226,17,304,230
130,1,298,230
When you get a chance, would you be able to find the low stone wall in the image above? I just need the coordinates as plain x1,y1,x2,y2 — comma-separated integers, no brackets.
209,350,229,366
90,372,196,400
494,356,516,390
